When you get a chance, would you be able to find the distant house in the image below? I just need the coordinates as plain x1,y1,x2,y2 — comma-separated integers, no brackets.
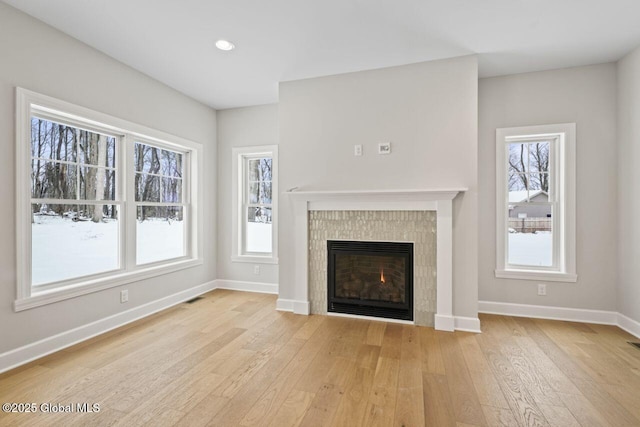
508,190,551,218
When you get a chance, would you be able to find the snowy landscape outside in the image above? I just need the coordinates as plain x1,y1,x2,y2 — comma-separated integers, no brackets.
32,214,185,285
508,232,552,267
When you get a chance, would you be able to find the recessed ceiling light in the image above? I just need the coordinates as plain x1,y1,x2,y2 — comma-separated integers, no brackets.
215,39,235,51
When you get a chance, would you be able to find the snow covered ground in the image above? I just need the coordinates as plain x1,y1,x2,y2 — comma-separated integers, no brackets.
32,215,184,286
137,218,184,265
246,221,272,253
508,232,552,267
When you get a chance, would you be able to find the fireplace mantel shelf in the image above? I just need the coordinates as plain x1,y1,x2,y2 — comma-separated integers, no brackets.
284,188,467,201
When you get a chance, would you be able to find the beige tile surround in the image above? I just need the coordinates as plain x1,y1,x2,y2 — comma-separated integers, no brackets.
308,210,437,326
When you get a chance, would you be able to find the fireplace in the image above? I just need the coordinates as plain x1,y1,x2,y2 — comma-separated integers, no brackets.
327,240,413,321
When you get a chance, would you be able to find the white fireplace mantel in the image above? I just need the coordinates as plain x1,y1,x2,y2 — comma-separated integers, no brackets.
284,188,467,331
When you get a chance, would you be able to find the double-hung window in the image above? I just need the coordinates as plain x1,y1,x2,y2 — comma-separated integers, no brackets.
232,146,278,263
495,123,576,282
16,88,202,310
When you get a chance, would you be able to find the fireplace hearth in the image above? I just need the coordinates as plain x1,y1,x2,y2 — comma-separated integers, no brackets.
327,240,413,321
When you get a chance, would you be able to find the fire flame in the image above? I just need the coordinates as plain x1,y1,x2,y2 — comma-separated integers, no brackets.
380,268,386,284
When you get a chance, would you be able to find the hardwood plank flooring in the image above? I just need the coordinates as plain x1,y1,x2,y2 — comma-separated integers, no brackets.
1,289,639,427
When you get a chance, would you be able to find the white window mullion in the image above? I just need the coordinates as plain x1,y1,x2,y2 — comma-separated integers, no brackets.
124,134,137,271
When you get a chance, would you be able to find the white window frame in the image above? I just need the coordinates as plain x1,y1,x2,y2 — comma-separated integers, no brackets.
495,123,577,282
231,145,278,264
15,88,203,311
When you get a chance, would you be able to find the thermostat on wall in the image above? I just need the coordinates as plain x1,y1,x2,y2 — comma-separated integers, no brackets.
378,142,391,154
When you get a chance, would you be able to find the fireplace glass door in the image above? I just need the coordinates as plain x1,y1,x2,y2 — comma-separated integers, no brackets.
327,240,413,321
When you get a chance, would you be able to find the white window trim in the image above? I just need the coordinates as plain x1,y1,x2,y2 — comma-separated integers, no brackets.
231,145,278,264
495,123,577,282
15,87,204,311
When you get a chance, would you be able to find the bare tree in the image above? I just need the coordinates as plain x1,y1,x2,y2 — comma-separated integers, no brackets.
508,142,549,193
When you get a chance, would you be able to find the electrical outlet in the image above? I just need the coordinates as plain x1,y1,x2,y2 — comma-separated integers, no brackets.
120,289,129,303
354,144,363,156
537,284,547,296
253,265,260,275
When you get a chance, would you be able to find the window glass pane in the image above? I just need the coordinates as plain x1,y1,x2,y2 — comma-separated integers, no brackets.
79,166,115,201
31,118,76,162
31,162,77,200
248,182,259,204
248,159,260,181
31,203,119,285
247,158,272,183
77,132,115,167
137,206,185,265
528,141,550,174
247,182,272,205
134,143,161,174
508,141,551,203
508,143,531,176
260,182,272,204
524,174,549,203
161,149,183,178
246,156,272,205
135,173,161,202
508,207,552,267
162,177,182,203
246,206,272,253
259,158,272,181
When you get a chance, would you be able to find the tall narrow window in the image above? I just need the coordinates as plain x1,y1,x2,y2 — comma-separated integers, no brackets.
244,156,273,253
232,146,278,263
16,88,202,311
496,124,576,282
507,140,552,267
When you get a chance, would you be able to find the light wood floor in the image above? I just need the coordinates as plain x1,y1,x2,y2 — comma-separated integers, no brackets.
1,290,639,427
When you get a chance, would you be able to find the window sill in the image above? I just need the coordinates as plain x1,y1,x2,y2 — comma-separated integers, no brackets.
14,258,203,312
231,255,279,265
495,269,577,283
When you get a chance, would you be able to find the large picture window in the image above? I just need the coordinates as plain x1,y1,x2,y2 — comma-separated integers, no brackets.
16,88,202,310
232,146,278,263
495,123,576,282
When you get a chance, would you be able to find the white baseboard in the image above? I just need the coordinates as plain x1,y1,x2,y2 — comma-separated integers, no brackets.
275,298,309,315
0,281,217,374
455,316,482,333
618,313,640,339
213,279,278,294
275,298,295,312
479,300,640,339
478,301,618,324
434,314,455,332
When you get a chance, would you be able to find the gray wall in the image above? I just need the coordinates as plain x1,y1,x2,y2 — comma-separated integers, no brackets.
216,104,279,285
479,63,618,310
617,46,640,323
278,56,479,319
0,3,217,353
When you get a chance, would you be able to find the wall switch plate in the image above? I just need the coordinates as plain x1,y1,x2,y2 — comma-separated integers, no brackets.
537,284,547,296
354,144,363,156
253,265,260,275
378,142,391,154
120,289,129,303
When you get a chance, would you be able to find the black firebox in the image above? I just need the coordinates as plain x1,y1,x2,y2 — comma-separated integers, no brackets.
327,240,413,321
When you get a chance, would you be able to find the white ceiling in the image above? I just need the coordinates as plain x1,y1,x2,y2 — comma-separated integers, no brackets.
4,0,640,109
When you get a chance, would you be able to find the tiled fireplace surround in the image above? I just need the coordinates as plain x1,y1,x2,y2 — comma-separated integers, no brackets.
284,189,464,331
